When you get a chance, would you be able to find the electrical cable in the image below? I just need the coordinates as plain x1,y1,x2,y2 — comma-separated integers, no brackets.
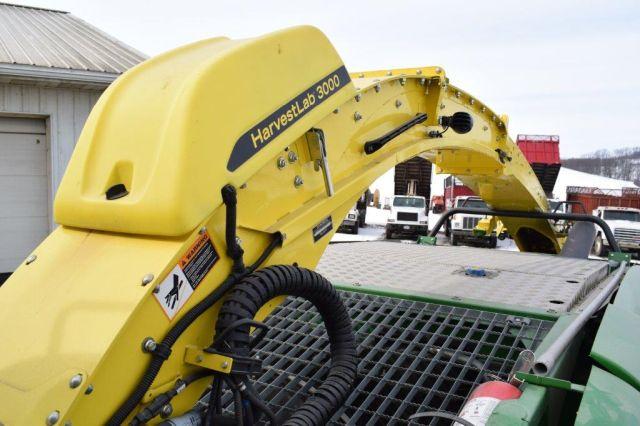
408,411,475,426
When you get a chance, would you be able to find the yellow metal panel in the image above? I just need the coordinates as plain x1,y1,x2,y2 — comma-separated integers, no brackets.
0,26,563,424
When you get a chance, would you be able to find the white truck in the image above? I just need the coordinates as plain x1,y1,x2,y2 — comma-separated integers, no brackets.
591,206,640,257
338,207,360,234
385,195,429,239
446,195,497,248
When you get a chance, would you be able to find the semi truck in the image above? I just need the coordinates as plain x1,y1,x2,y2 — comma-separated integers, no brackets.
516,134,561,196
385,195,429,239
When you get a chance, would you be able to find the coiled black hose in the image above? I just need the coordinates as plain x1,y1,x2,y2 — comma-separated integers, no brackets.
213,265,358,426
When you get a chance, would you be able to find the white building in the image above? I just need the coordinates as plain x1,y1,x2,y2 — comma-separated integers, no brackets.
0,3,146,273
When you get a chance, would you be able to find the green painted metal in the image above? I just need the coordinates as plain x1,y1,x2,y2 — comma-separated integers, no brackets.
472,228,487,236
613,265,640,316
417,235,437,245
590,305,640,391
608,251,632,263
575,366,640,425
515,372,585,393
333,282,561,321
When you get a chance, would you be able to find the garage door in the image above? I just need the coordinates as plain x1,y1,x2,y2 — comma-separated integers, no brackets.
0,116,49,272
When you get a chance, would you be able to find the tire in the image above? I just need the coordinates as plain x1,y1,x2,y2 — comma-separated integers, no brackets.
352,223,359,235
444,221,451,237
592,234,604,257
386,228,393,239
450,233,458,246
487,236,497,249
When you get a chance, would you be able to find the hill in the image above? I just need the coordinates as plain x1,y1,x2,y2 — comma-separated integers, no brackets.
562,147,640,185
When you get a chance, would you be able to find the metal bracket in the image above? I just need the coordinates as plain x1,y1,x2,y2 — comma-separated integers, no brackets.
184,345,233,374
305,128,334,197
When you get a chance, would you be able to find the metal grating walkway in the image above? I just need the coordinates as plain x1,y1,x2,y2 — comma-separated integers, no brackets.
229,291,554,424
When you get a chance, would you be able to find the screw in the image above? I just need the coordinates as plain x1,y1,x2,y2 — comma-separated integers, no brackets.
84,384,94,395
160,404,173,419
69,374,83,389
142,337,157,353
221,361,230,369
141,274,154,286
354,94,361,102
199,226,207,234
287,151,298,163
353,111,362,121
294,176,303,188
46,411,60,425
333,108,339,114
374,84,381,93
277,157,286,169
195,354,203,363
26,254,37,265
395,100,402,108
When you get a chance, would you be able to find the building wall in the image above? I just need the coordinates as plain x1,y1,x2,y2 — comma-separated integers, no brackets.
0,82,103,229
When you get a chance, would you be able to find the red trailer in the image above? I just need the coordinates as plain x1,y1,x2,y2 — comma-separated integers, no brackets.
443,175,475,209
566,186,640,213
516,135,561,195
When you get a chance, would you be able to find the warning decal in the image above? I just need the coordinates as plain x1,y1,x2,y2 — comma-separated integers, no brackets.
154,231,219,319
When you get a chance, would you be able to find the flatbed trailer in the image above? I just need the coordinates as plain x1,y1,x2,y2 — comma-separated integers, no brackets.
236,242,640,424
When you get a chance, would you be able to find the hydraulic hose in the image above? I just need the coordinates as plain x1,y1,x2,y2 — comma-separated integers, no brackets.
212,265,358,426
108,185,282,426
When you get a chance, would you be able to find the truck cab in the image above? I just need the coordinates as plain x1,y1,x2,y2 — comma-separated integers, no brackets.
592,206,640,257
447,196,497,248
385,195,428,239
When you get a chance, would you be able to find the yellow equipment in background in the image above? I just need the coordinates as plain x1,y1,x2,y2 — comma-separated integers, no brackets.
0,26,560,424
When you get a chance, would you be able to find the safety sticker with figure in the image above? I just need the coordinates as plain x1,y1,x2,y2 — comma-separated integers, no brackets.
153,231,219,319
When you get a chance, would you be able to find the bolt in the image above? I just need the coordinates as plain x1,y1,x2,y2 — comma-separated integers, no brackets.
416,69,422,75
221,361,230,369
287,151,298,163
354,94,361,102
435,67,442,74
333,108,339,114
386,71,392,76
239,183,247,189
440,103,445,110
199,226,207,234
141,274,154,286
276,157,286,169
26,254,37,265
455,91,461,98
400,77,406,86
469,99,475,105
374,84,381,93
420,78,426,86
353,111,362,121
84,384,94,395
142,337,157,353
46,411,60,425
293,176,303,188
481,106,486,113
395,100,402,108
69,374,83,389
64,422,72,426
195,354,203,363
153,286,160,294
160,404,173,419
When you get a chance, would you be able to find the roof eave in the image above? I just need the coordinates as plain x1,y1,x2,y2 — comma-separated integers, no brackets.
0,63,119,87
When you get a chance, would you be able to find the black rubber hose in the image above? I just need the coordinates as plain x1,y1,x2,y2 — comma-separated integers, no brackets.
214,265,358,426
221,185,245,272
108,239,280,425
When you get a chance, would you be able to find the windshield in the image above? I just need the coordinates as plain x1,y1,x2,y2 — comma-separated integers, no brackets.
549,200,564,212
603,210,640,221
393,197,425,208
456,198,487,209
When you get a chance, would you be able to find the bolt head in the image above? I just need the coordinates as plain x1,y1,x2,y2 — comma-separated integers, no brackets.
353,111,362,121
287,151,298,163
143,338,157,352
84,384,94,395
26,254,37,265
395,100,402,108
141,274,154,286
160,404,173,419
354,94,361,102
374,84,381,93
294,176,303,188
221,361,230,369
333,108,339,114
195,354,204,363
199,226,207,234
69,374,83,389
46,411,60,425
435,67,442,74
416,69,423,75
277,157,286,169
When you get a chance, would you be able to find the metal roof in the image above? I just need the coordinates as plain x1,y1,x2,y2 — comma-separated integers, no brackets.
0,2,147,82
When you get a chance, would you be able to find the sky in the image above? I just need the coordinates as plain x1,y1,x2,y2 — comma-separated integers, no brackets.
16,0,640,157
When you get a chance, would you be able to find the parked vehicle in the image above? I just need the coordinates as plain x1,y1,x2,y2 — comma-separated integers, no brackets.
338,207,360,234
592,206,640,257
447,196,497,248
385,195,428,239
